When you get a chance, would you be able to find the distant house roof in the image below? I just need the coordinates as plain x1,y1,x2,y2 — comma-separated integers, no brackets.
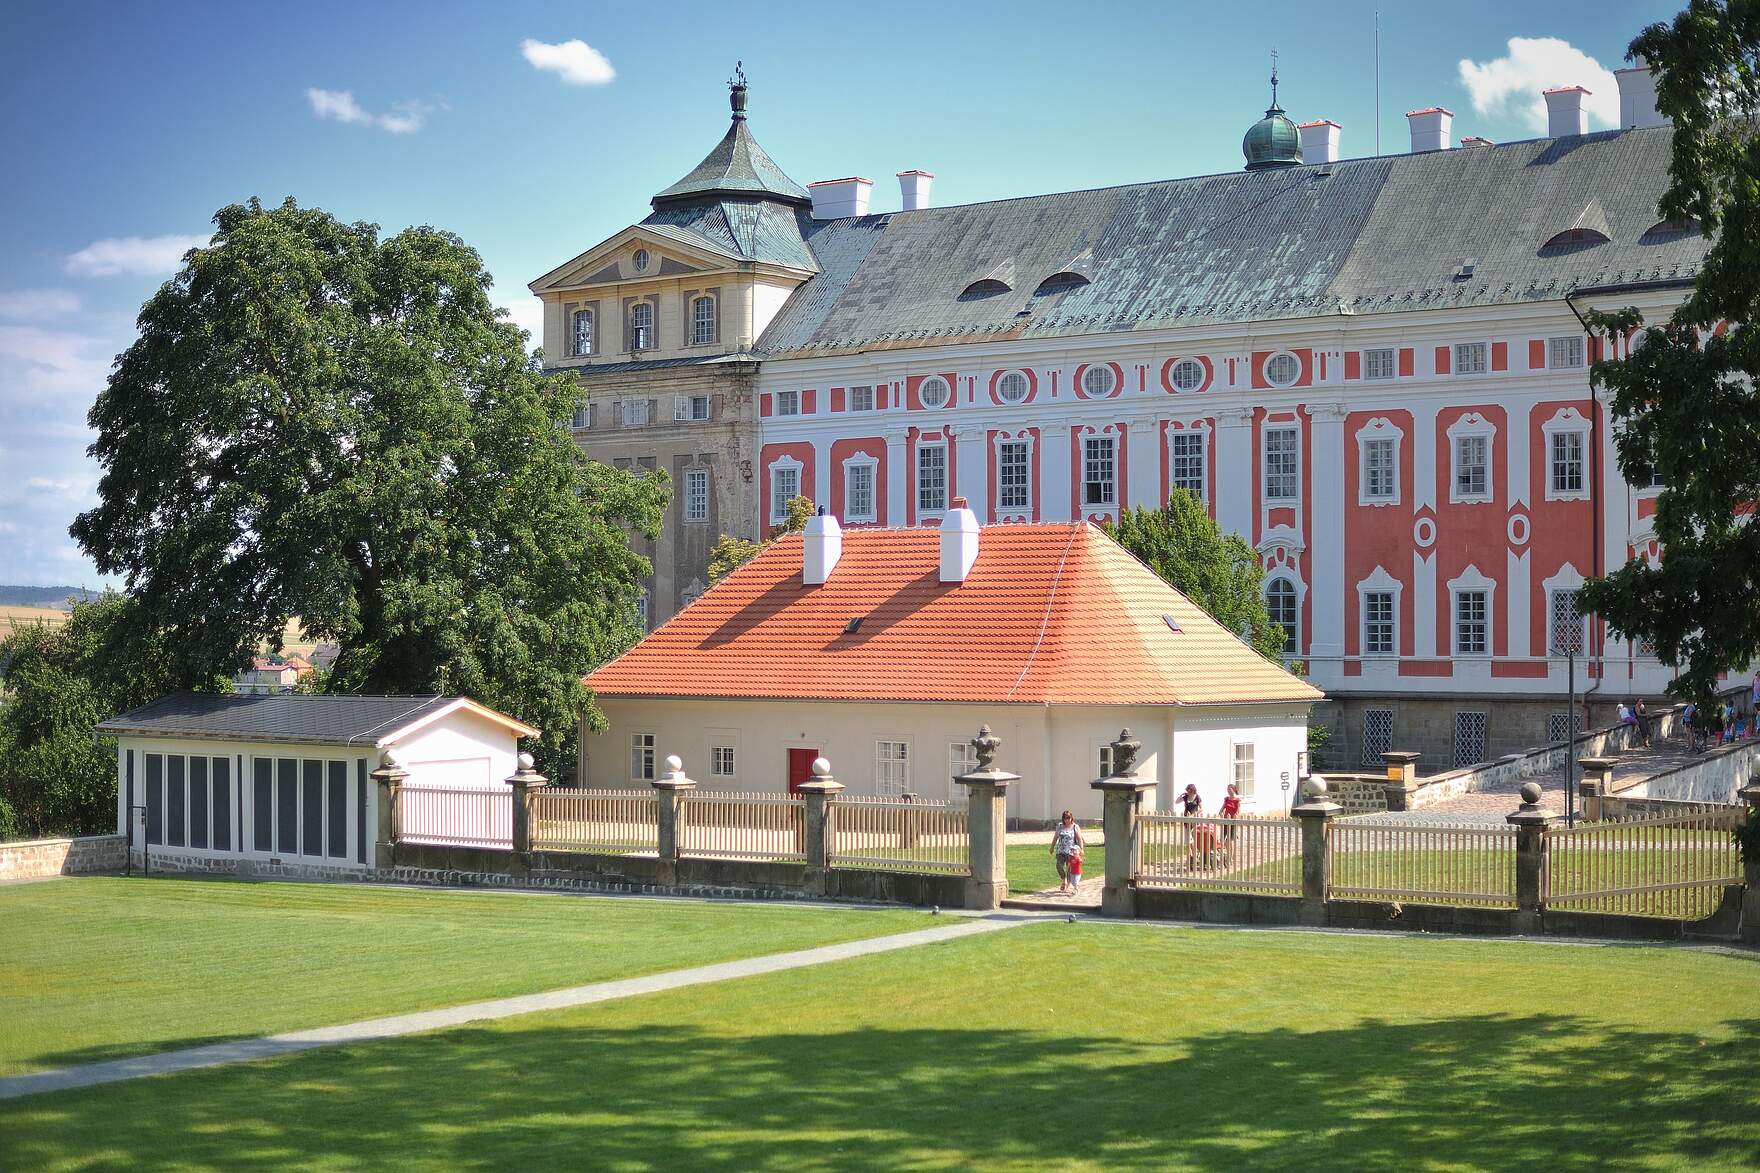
585,522,1322,707
96,693,539,747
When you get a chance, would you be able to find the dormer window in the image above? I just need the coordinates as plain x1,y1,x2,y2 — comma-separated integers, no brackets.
629,302,654,351
1032,272,1089,297
1541,226,1609,250
571,308,594,357
958,279,1010,300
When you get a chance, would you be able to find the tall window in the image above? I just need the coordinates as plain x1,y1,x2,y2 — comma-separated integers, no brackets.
1548,335,1585,369
949,741,977,793
770,465,799,524
621,399,649,427
775,389,801,416
844,462,875,522
1455,590,1488,655
848,385,875,412
1266,577,1298,656
684,469,709,522
635,590,649,631
1082,435,1115,506
1170,432,1205,500
1454,341,1487,374
875,740,909,795
1362,437,1396,500
570,403,590,430
571,309,594,356
1264,427,1299,500
630,733,656,781
917,444,947,513
1550,431,1585,494
1363,591,1395,655
1549,589,1585,656
1231,743,1256,797
998,440,1031,510
1454,434,1489,499
1363,347,1396,380
629,302,654,351
691,295,717,345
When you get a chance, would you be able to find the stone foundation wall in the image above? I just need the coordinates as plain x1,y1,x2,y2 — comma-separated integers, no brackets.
0,835,127,882
1617,741,1760,805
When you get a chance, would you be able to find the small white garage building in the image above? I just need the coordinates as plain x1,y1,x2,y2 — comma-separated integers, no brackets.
97,693,539,871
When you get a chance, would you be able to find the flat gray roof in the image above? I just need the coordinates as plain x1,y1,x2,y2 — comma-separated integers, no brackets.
95,693,457,747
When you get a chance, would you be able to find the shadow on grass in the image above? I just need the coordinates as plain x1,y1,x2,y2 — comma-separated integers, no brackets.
7,1013,1759,1169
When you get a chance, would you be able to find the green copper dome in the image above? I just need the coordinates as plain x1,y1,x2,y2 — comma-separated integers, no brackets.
1243,66,1302,171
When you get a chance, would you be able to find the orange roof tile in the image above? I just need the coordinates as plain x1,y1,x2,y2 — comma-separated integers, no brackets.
586,523,1322,707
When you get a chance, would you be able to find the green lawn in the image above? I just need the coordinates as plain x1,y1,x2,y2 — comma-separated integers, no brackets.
4,921,1757,1170
0,877,935,1077
1006,842,1105,894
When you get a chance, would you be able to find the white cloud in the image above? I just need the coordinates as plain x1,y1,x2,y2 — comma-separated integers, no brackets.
305,87,433,134
521,38,615,86
1459,37,1620,133
0,289,80,321
64,234,206,278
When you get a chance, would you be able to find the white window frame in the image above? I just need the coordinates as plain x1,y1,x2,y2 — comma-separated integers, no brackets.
847,384,875,412
948,740,977,797
875,739,910,796
1082,434,1116,507
997,370,1030,403
1169,358,1205,392
1547,335,1585,369
916,442,948,515
630,733,656,782
769,458,802,525
1446,413,1496,504
710,745,737,779
1543,562,1588,658
683,468,709,523
1080,364,1116,397
1168,428,1206,502
1453,340,1488,375
918,375,951,409
631,248,650,273
1231,742,1256,798
691,294,718,346
1362,347,1396,380
1266,575,1300,657
1355,418,1402,506
775,389,801,417
634,589,649,632
842,456,877,523
1548,429,1587,500
1263,425,1300,502
1448,565,1497,657
673,394,710,422
571,308,594,357
629,301,654,352
996,437,1032,514
621,398,650,427
1358,565,1402,657
1540,407,1591,502
1264,351,1301,388
570,403,590,430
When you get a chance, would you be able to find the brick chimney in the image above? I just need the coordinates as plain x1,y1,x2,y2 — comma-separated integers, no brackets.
1544,86,1590,138
1297,120,1341,164
939,497,979,584
897,169,934,211
1406,107,1452,153
803,508,842,585
808,176,872,220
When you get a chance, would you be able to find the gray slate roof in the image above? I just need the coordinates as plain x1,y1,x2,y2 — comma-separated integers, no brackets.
755,127,1709,358
643,199,819,273
96,693,455,746
651,119,810,208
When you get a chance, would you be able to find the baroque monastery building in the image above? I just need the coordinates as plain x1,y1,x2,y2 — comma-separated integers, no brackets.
536,63,1706,769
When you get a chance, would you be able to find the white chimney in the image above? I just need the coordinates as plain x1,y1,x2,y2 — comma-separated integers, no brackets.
1297,120,1341,164
897,169,934,211
939,497,979,584
1616,56,1665,128
1460,135,1495,148
1406,107,1452,153
808,176,872,221
1544,86,1590,138
802,508,842,585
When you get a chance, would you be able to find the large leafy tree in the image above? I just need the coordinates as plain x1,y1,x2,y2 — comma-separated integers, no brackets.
1102,490,1288,662
72,198,667,771
1578,4,1760,697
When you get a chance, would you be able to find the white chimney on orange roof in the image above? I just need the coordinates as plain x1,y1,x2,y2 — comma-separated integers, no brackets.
1544,86,1590,138
1297,120,1341,165
897,169,934,211
803,507,842,585
939,497,979,584
1406,107,1452,153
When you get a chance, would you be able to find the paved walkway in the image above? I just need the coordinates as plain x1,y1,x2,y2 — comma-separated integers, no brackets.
0,914,1029,1102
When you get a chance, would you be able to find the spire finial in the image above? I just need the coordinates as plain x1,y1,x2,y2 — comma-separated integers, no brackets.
728,61,748,121
1270,48,1281,111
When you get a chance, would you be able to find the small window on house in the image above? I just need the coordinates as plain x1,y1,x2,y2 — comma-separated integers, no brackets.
1362,437,1397,501
570,403,590,430
875,740,910,795
1453,712,1488,768
1264,426,1300,500
1231,743,1256,797
631,248,650,272
630,733,656,781
1082,435,1115,507
949,741,977,788
1264,352,1301,387
1550,431,1586,495
997,440,1031,510
1362,709,1394,765
770,465,799,523
711,746,737,778
1547,712,1574,746
635,590,649,631
1454,341,1488,374
918,375,951,408
571,309,594,356
1363,347,1396,380
1363,591,1395,655
1549,589,1585,657
775,389,801,416
1266,578,1298,656
848,385,875,412
917,444,947,513
1081,365,1116,397
844,462,876,522
1548,336,1585,369
1097,743,1116,779
684,468,709,523
691,295,718,345
1169,432,1205,501
1454,434,1489,499
629,302,654,351
673,394,710,421
1455,590,1488,655
1169,358,1205,392
997,371,1030,403
621,399,650,427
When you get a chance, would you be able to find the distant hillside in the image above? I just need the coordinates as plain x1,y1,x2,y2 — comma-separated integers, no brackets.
0,585,100,608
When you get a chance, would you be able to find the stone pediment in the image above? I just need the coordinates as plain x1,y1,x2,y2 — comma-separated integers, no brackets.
529,224,740,294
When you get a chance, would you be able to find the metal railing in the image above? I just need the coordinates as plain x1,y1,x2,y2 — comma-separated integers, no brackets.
1545,806,1741,919
1327,820,1518,908
1137,814,1303,893
529,787,658,855
829,796,969,874
397,784,512,850
679,792,806,862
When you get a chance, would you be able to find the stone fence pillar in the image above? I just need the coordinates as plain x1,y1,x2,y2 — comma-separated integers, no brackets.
797,757,844,898
651,756,697,886
1506,782,1558,935
505,752,548,855
370,750,409,871
1740,784,1760,945
1576,757,1615,821
955,725,1018,911
1091,728,1154,919
1292,778,1342,926
1381,751,1421,812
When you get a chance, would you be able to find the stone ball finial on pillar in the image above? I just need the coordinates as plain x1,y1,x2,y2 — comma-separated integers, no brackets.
665,754,686,781
1301,775,1330,802
812,756,832,779
1110,728,1141,777
972,726,1000,771
518,751,534,772
1519,781,1543,809
371,747,410,784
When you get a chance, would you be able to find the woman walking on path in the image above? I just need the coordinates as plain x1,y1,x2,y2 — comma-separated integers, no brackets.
1051,810,1085,894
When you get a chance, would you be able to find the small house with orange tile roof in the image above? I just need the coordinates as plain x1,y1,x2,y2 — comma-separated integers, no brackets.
584,500,1321,820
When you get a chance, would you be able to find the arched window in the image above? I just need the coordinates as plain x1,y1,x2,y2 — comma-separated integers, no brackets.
1032,272,1090,297
958,278,1011,300
571,308,594,357
1540,226,1609,251
1266,577,1299,656
691,295,717,346
1639,217,1698,244
629,302,654,351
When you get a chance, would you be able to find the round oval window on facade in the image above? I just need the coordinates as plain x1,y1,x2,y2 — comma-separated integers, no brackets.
1265,352,1300,387
918,375,951,408
1170,358,1205,392
632,248,650,273
1081,364,1116,397
997,371,1029,403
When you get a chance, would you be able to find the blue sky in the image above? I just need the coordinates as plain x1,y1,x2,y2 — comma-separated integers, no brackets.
0,0,1677,588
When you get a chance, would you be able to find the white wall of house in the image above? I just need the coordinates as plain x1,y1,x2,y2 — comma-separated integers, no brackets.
587,697,1308,820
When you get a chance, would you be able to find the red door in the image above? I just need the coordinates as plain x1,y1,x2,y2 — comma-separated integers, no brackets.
787,748,820,795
